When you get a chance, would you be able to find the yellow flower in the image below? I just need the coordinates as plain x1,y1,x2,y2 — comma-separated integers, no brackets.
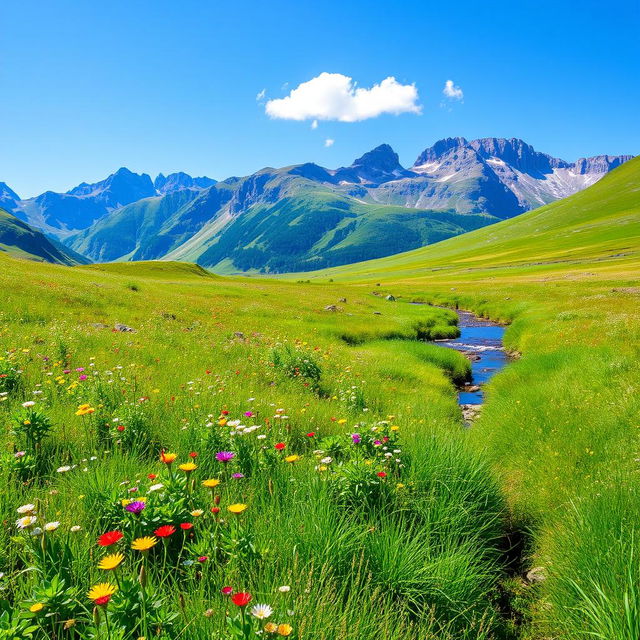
277,624,293,636
190,509,204,517
88,582,117,604
227,503,248,515
97,553,125,571
264,622,278,633
202,478,220,488
29,603,44,613
160,451,177,464
390,425,399,432
178,462,197,473
284,455,300,463
337,419,347,425
396,483,405,490
218,418,227,426
131,536,158,551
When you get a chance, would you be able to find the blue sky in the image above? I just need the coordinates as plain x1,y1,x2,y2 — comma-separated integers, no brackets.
2,0,639,198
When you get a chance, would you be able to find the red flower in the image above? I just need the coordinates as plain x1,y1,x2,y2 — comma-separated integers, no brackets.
155,525,176,538
148,473,157,480
116,425,125,432
189,451,198,458
95,595,112,606
211,506,220,514
221,410,229,415
306,432,316,437
232,592,252,607
377,471,387,478
275,442,286,451
198,555,208,563
180,522,193,530
97,531,123,547
221,586,233,595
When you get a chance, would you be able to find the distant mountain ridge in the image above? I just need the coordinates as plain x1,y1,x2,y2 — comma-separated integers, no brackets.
1,138,633,272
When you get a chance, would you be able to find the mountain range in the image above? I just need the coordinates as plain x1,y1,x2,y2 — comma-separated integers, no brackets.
1,138,633,272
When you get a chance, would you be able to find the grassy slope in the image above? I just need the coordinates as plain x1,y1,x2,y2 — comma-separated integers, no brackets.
0,207,84,265
305,156,640,638
0,254,511,639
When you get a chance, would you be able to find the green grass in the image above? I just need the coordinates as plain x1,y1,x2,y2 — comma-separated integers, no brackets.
0,253,510,639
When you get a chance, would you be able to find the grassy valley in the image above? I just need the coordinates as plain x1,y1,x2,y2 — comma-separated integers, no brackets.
0,157,638,639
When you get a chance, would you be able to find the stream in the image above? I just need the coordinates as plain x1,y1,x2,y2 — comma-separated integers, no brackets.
436,310,509,409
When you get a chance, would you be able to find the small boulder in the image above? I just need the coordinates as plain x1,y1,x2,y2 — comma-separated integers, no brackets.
324,305,339,312
114,323,135,332
233,331,246,340
90,323,109,329
338,297,347,303
385,294,396,301
525,567,546,584
373,311,382,315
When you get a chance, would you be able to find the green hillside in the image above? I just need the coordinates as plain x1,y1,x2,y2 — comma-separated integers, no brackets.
69,167,497,273
0,207,87,265
312,155,640,280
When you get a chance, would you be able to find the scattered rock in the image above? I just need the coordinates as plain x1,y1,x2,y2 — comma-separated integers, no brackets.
90,323,109,329
371,291,381,296
114,323,135,332
464,384,481,392
373,311,382,315
525,567,546,584
375,283,381,287
233,331,245,340
385,294,396,301
162,312,177,320
324,305,339,312
338,297,347,303
461,404,482,422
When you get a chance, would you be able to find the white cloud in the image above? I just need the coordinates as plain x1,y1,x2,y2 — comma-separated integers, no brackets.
324,138,335,147
265,72,421,123
311,119,318,129
256,88,266,101
443,80,463,101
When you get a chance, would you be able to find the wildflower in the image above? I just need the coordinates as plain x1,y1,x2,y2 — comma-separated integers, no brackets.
44,521,60,532
71,525,82,532
390,425,399,432
278,585,291,593
203,608,214,617
191,509,204,517
57,465,72,473
396,483,405,489
22,401,35,408
125,501,146,515
232,592,252,607
250,604,273,619
149,483,164,492
265,622,278,633
278,624,293,636
221,586,233,595
338,418,347,425
63,619,76,629
75,404,95,416
154,525,176,538
17,504,35,515
160,450,177,464
377,471,387,478
98,531,123,547
116,425,125,432
284,455,300,463
231,472,245,479
30,527,43,537
320,457,332,464
228,503,248,515
211,506,220,514
16,516,37,529
197,555,208,563
216,451,235,463
88,583,117,606
351,434,361,444
178,462,197,473
131,536,158,551
306,432,315,437
98,553,125,571
180,522,193,530
29,603,44,613
147,473,157,480
274,442,286,451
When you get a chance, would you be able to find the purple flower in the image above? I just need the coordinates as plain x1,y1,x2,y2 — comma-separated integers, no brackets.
79,375,87,381
76,367,85,372
125,501,146,514
351,433,361,444
63,369,71,375
244,411,254,417
373,440,382,446
231,473,245,479
216,451,235,463
15,451,26,458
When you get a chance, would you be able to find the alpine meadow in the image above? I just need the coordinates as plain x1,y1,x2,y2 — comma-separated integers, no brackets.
1,2,639,639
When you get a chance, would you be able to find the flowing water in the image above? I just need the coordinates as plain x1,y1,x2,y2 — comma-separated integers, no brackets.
436,310,509,405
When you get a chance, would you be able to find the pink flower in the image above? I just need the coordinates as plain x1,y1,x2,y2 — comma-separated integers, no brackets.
221,586,233,595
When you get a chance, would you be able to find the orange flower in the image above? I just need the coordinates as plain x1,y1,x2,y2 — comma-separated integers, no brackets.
160,450,177,464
